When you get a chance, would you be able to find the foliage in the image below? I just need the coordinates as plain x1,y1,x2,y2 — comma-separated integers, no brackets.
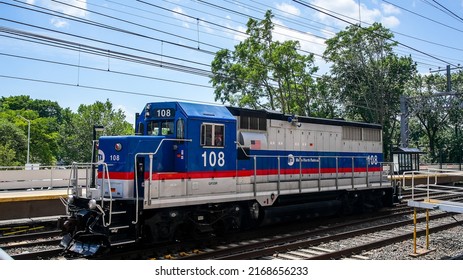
0,119,27,166
323,23,416,158
210,10,320,115
312,75,343,118
404,71,463,163
71,100,134,163
0,96,133,165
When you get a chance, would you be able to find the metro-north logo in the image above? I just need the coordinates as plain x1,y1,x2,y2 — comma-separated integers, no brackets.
97,150,105,163
288,154,295,166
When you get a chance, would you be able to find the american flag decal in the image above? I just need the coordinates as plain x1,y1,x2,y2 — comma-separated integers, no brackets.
250,140,261,150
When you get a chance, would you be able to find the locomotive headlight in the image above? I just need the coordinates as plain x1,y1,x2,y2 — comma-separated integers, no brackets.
67,195,75,204
170,211,178,218
145,104,151,118
115,143,122,151
88,199,97,210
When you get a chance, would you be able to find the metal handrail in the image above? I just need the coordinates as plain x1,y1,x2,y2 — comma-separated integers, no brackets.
133,138,192,225
68,162,112,226
405,169,463,201
235,142,376,195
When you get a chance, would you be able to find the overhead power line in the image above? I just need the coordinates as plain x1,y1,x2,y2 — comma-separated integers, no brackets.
4,1,217,55
0,25,212,77
382,0,463,35
292,0,460,68
425,0,463,23
0,50,212,88
0,74,219,104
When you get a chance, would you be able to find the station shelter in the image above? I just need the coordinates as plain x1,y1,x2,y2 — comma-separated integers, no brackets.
391,147,424,174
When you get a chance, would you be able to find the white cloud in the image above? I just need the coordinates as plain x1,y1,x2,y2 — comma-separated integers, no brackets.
310,0,400,28
309,0,360,28
381,15,400,28
50,17,69,28
272,19,326,55
30,0,88,28
228,16,326,56
172,6,194,29
275,3,301,17
381,3,401,15
47,0,88,18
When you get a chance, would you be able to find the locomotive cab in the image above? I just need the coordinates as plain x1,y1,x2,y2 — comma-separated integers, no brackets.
139,102,238,202
97,101,239,200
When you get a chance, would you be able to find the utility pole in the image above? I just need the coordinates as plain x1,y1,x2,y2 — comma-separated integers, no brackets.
400,95,409,148
429,64,461,92
401,65,462,148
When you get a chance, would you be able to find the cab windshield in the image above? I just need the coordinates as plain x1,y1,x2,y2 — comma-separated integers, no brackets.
147,120,174,136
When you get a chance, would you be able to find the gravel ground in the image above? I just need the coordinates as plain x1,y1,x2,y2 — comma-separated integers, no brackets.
365,223,463,260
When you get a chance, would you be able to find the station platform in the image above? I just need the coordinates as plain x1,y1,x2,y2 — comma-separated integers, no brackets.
402,169,463,212
404,169,463,256
0,189,68,221
408,199,463,214
389,172,463,186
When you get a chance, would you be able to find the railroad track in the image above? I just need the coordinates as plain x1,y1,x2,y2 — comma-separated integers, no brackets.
95,192,463,260
0,230,61,244
0,230,63,260
2,189,462,260
8,248,64,260
270,216,462,260
0,217,64,260
179,211,462,260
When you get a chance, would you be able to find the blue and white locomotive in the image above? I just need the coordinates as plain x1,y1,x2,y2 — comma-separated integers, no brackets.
61,101,399,256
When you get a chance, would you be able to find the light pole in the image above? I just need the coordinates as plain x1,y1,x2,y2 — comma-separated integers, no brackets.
18,115,31,164
91,125,105,188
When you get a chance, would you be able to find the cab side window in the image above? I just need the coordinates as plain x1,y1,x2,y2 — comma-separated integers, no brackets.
161,120,174,135
214,125,223,147
147,121,159,135
176,119,185,139
201,123,224,147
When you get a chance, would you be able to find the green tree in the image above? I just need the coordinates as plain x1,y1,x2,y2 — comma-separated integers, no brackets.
1,96,134,165
210,10,319,115
323,23,416,158
0,143,17,166
13,110,60,165
1,96,64,165
313,75,343,118
0,95,63,121
405,74,449,162
0,119,27,166
57,107,79,165
404,72,463,163
71,99,133,163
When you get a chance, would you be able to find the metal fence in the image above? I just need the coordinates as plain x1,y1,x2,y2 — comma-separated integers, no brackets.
0,165,89,191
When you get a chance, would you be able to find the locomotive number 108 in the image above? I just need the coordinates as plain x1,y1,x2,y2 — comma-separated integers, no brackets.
202,151,226,167
156,108,174,118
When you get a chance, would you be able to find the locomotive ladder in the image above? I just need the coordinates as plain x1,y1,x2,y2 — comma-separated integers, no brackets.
68,162,142,246
98,138,192,245
68,162,114,225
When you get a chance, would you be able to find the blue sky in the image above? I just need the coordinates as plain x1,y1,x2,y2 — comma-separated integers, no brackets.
1,0,463,124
